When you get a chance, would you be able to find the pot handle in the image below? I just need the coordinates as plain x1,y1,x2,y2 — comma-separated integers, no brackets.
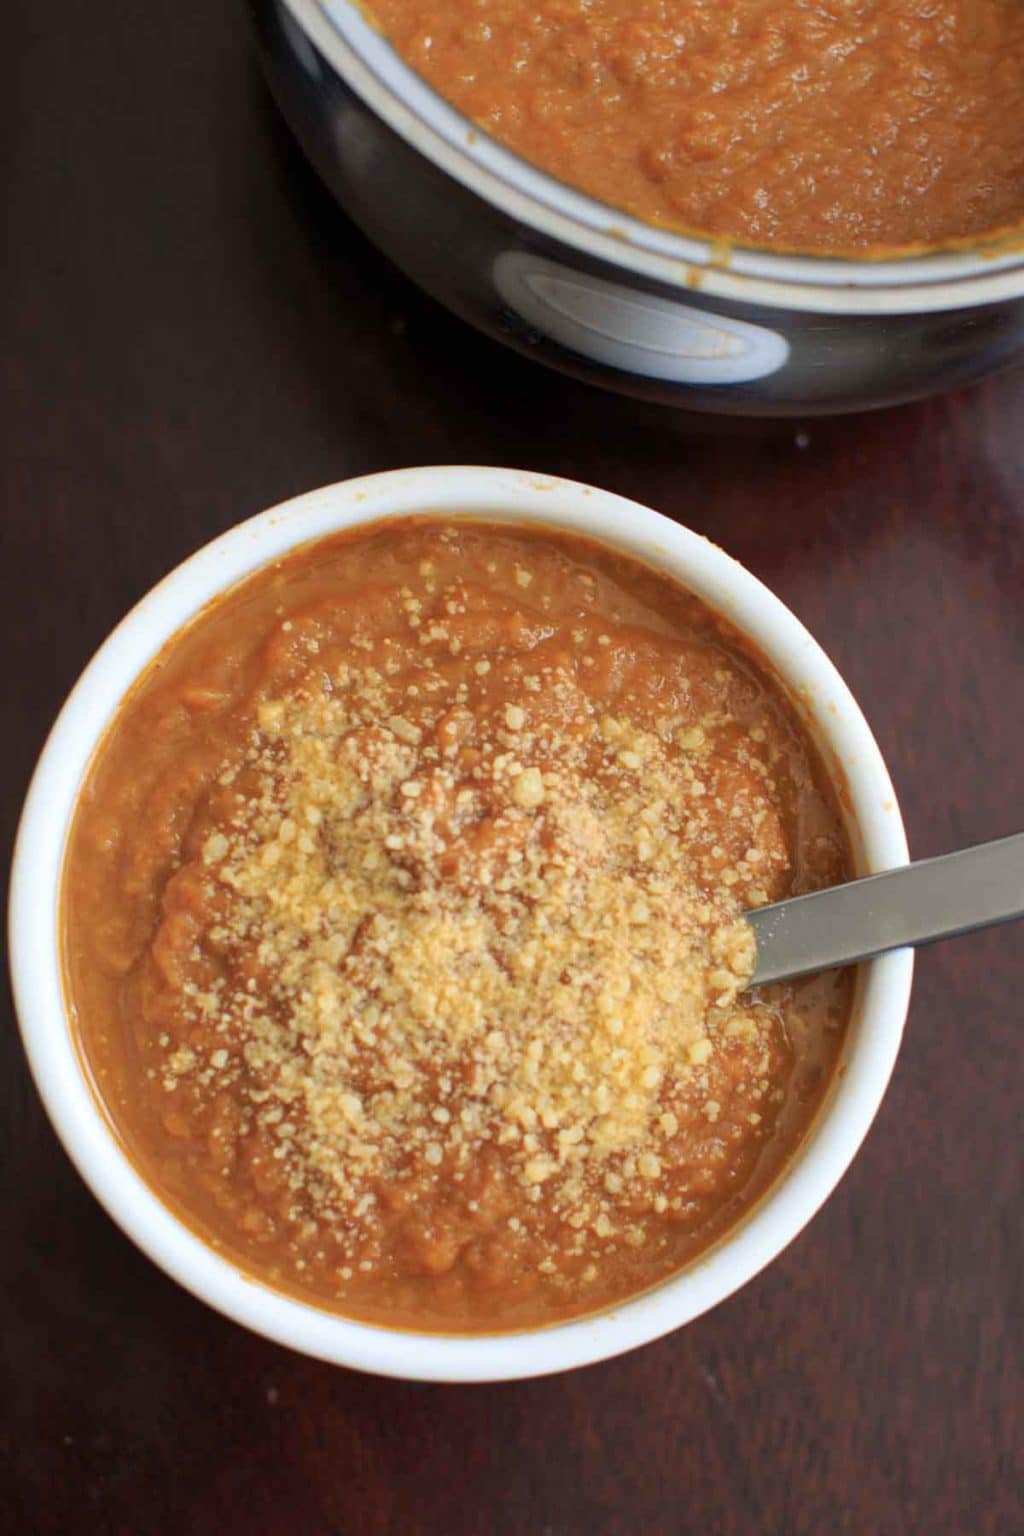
493,251,789,386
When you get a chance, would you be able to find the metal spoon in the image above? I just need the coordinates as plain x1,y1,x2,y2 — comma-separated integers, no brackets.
747,831,1024,987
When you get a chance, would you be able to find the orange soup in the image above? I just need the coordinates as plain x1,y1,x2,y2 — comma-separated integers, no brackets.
64,519,852,1331
369,0,1024,253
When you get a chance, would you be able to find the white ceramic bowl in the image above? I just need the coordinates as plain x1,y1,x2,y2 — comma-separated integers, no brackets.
9,466,912,1381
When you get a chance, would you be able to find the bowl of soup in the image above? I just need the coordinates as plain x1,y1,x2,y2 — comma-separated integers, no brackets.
247,0,1024,412
9,466,912,1377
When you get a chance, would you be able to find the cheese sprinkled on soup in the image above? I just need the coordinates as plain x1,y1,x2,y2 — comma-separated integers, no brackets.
64,519,852,1331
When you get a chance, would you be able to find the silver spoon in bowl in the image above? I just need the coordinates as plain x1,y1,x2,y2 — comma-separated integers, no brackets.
747,831,1024,987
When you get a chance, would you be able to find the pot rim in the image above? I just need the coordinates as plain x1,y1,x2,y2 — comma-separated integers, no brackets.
10,466,913,1380
283,0,1024,313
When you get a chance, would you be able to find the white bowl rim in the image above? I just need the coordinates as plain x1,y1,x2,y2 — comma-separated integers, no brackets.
284,0,1024,313
9,465,912,1381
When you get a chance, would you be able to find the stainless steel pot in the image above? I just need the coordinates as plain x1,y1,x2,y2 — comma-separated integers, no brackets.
249,0,1024,414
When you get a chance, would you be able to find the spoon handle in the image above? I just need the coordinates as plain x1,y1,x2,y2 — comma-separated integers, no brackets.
747,831,1024,987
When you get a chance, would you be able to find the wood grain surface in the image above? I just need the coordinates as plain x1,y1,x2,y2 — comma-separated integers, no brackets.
2,3,1022,1532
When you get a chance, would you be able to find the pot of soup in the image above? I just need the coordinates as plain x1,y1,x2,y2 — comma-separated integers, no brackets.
248,0,1024,413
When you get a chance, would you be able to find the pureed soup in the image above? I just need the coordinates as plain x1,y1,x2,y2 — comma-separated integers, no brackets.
64,519,853,1333
367,0,1024,253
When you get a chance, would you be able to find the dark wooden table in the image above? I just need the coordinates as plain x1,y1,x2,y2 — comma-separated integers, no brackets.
3,3,1022,1532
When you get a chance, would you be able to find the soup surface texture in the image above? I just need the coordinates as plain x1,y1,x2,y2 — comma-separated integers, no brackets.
65,519,852,1332
367,0,1024,252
